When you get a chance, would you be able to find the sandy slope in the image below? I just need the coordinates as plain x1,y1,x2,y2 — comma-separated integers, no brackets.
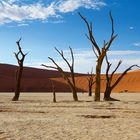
1,64,140,93
0,93,140,140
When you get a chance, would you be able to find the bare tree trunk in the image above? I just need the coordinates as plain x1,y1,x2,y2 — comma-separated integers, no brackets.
104,87,112,101
12,66,23,101
53,91,56,103
51,81,56,103
104,88,120,101
71,69,78,101
12,38,27,101
88,85,92,96
95,62,101,101
72,86,78,101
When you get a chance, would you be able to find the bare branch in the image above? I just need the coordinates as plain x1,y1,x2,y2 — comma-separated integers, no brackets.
41,64,58,70
105,55,112,84
78,12,101,56
84,34,98,58
111,64,139,89
109,11,114,38
15,38,27,64
48,57,62,70
106,35,117,51
55,47,72,71
103,40,108,49
16,38,25,57
42,57,72,85
69,47,74,69
110,60,122,79
92,45,98,58
105,12,117,51
16,38,22,50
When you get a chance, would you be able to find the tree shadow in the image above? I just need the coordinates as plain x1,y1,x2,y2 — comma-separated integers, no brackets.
77,115,116,119
122,101,140,104
0,109,45,114
0,131,11,140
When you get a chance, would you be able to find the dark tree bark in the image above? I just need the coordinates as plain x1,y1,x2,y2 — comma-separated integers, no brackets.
104,55,139,101
42,47,78,101
12,38,27,101
51,81,56,103
79,12,117,101
87,69,95,96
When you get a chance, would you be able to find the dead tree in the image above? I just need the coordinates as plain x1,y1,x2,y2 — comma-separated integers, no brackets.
12,38,27,101
42,47,78,101
51,80,56,103
87,69,95,96
104,55,139,101
79,12,117,101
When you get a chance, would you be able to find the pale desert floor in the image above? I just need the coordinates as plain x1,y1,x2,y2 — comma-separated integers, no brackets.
0,93,140,140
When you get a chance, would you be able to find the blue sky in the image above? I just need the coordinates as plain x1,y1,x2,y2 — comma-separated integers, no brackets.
0,0,140,73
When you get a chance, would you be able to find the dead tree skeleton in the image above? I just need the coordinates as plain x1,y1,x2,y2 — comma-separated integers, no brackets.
87,68,95,96
79,12,117,101
104,55,139,101
12,38,27,101
42,47,78,101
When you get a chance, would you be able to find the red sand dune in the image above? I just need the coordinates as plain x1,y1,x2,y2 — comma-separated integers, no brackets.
0,63,140,93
